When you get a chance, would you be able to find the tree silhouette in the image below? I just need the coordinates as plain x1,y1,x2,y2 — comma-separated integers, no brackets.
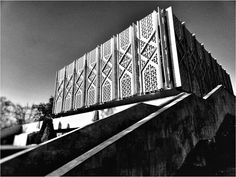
0,97,26,128
32,96,54,121
0,96,54,129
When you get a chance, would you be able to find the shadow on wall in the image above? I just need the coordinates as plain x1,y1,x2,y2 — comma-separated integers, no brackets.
176,113,235,176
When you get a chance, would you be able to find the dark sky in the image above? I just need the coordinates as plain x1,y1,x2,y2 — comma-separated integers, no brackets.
1,1,235,105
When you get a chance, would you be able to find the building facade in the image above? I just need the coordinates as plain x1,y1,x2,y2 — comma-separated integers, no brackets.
53,7,233,115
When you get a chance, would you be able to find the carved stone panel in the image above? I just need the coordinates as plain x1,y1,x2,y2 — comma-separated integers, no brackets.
74,55,86,109
100,37,117,103
86,47,100,106
63,62,75,112
54,67,65,114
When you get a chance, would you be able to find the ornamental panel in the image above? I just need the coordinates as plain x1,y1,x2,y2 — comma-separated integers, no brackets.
137,11,163,93
54,67,65,114
86,47,100,106
117,26,137,99
100,37,117,103
73,55,86,109
63,62,75,112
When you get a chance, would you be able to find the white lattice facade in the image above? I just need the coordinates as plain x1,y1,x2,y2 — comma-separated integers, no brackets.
137,11,164,93
100,37,117,103
73,55,86,109
117,26,138,99
52,7,233,115
63,62,75,112
53,67,65,114
86,47,100,106
53,7,180,114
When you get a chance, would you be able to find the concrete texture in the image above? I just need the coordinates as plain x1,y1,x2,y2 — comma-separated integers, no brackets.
61,86,235,176
1,87,234,176
1,99,172,176
0,145,36,159
176,113,235,175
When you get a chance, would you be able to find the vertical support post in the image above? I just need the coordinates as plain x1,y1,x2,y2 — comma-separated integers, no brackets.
116,33,121,100
83,54,87,107
165,7,182,88
96,46,101,104
136,20,143,95
53,71,58,115
85,53,88,107
131,23,140,95
71,61,76,111
157,7,172,89
112,36,118,100
62,67,67,112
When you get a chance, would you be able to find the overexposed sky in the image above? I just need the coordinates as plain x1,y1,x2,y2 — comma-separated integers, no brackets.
1,1,235,105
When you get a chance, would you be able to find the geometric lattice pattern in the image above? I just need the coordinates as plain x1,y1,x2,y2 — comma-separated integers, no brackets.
137,11,163,93
63,62,74,112
74,56,86,109
54,67,65,114
86,48,99,106
101,38,114,102
117,26,134,99
53,6,233,115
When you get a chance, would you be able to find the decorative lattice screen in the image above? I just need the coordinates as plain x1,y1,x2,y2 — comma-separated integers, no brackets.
73,55,86,109
54,67,65,114
117,26,136,99
86,48,100,106
100,38,116,103
52,6,234,115
63,62,75,112
137,11,164,93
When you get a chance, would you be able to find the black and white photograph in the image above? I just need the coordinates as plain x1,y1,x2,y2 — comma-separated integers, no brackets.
1,0,235,176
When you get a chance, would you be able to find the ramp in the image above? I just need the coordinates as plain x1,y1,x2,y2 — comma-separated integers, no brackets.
0,93,183,176
1,86,234,176
46,85,235,176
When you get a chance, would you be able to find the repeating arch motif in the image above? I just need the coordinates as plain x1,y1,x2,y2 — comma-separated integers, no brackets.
117,27,134,99
63,62,74,112
74,56,86,109
86,48,99,106
54,68,65,114
137,11,163,93
101,38,114,103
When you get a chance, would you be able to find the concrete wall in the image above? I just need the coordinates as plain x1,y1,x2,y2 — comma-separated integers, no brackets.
64,87,235,176
0,102,162,176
